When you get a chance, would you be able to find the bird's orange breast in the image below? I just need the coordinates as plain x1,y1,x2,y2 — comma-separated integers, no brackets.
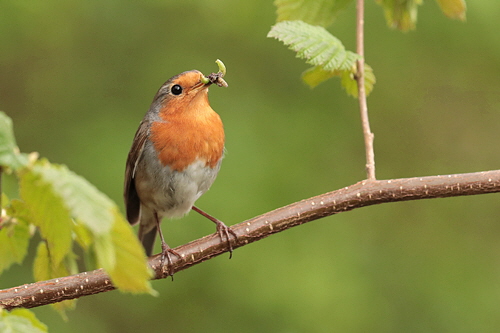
150,106,225,172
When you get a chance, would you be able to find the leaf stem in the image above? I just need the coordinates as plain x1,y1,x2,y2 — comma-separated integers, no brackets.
356,0,376,180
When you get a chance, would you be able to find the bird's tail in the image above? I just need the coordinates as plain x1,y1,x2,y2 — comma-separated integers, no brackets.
137,208,158,257
138,225,157,257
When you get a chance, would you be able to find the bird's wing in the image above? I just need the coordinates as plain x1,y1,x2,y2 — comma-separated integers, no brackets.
124,120,149,225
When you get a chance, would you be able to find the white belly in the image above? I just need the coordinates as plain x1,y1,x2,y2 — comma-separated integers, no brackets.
134,147,222,219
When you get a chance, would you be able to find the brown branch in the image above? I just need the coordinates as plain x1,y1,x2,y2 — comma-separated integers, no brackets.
2,170,500,310
355,0,376,180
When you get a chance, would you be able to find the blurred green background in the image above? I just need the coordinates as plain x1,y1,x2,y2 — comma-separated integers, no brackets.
2,0,500,332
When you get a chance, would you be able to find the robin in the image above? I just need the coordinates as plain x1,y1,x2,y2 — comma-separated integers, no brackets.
124,68,235,273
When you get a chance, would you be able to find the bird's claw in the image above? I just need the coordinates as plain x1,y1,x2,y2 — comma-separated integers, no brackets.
215,221,237,259
160,242,182,279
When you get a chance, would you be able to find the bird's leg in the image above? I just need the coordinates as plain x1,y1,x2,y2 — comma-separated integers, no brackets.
154,212,181,278
191,206,237,258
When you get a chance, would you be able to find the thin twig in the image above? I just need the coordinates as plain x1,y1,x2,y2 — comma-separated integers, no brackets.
356,0,376,180
2,169,500,310
0,167,3,213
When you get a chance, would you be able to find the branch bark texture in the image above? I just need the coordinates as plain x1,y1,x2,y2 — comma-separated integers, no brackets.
1,170,500,310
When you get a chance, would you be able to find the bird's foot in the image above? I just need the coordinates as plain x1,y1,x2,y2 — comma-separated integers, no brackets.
214,220,238,259
160,242,182,280
191,206,237,258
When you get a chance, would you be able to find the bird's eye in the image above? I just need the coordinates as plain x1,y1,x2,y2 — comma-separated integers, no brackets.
171,84,183,95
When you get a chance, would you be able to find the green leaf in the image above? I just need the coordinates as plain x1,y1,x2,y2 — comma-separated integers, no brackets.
19,159,117,267
435,0,466,20
28,161,115,236
375,0,422,31
0,112,29,170
275,0,353,27
33,241,71,281
268,20,361,72
73,220,94,250
0,215,30,274
95,208,154,293
6,199,30,222
20,163,73,268
0,308,47,333
340,63,376,97
302,63,375,97
302,65,342,88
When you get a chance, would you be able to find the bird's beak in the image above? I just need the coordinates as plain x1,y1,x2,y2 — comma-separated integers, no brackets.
192,76,211,91
200,75,211,86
